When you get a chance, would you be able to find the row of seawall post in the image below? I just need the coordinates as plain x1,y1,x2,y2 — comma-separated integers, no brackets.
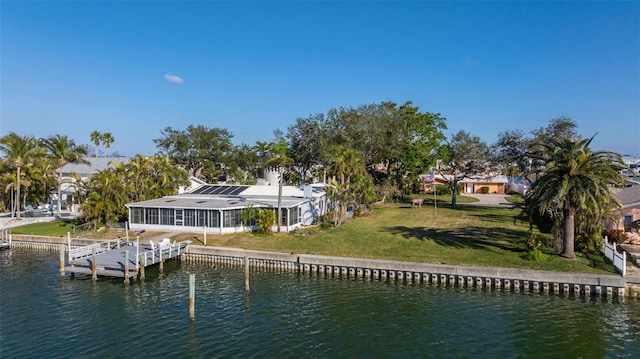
182,253,626,298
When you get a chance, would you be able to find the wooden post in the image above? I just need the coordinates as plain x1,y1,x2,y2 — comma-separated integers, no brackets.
189,274,195,320
59,244,65,276
91,247,97,281
124,250,130,284
139,254,145,279
244,256,250,292
67,232,71,261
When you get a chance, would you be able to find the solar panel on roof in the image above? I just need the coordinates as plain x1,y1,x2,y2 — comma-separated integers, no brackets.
189,185,248,196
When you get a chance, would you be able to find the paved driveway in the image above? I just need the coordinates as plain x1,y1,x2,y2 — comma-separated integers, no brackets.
462,194,516,208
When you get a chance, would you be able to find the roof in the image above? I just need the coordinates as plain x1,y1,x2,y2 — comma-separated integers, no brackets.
61,157,131,176
126,184,327,210
422,174,509,183
616,184,640,208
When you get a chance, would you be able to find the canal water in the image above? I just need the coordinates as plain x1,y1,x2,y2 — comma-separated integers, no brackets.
1,250,639,358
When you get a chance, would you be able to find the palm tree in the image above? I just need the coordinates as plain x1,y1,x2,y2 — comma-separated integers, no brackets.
42,135,89,217
264,138,294,232
101,132,114,156
90,131,101,157
0,133,40,219
525,136,626,258
254,140,271,179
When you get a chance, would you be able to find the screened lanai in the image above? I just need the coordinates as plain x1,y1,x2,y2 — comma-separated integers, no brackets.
125,184,328,234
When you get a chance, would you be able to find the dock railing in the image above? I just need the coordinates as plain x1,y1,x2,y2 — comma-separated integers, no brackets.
137,241,190,267
68,238,125,261
603,236,626,276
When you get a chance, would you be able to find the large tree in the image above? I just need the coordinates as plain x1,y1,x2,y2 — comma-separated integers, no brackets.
445,130,491,206
0,133,41,218
42,134,89,217
525,135,626,258
153,125,234,182
492,116,579,184
288,101,447,190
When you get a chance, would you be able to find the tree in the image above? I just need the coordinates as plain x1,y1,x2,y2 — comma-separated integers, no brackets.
492,116,579,184
153,125,234,182
42,134,89,217
325,145,370,227
445,130,491,206
525,135,626,258
0,133,41,219
90,131,101,157
264,137,294,232
101,132,114,156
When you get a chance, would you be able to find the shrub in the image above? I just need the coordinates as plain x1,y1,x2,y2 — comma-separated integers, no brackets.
522,234,547,261
257,209,276,234
480,186,489,194
603,229,630,245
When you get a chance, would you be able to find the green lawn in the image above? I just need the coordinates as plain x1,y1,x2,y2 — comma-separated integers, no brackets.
10,199,614,274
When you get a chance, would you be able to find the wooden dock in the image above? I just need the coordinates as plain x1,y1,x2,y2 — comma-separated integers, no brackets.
64,238,190,279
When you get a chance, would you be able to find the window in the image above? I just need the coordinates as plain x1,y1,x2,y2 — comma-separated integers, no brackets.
208,210,219,228
624,215,633,232
131,208,144,224
184,209,196,227
197,209,208,227
175,209,183,225
145,208,159,224
224,209,241,227
161,208,174,225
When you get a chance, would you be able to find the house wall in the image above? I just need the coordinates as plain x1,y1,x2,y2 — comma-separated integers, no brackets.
459,182,505,194
607,205,640,231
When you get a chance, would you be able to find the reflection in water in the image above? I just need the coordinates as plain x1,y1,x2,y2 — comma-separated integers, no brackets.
1,250,638,358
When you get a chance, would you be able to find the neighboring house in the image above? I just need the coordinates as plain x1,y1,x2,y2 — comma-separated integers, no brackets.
125,183,328,234
52,156,131,211
610,183,640,232
420,174,509,194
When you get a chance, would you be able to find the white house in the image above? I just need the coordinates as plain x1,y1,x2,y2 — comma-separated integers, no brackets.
53,156,131,211
125,183,328,234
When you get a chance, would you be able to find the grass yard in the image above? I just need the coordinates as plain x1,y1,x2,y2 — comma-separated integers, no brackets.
9,200,614,274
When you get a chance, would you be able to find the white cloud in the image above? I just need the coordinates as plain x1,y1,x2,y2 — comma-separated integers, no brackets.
164,74,184,84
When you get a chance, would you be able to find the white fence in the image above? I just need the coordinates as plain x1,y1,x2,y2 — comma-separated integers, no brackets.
603,237,626,276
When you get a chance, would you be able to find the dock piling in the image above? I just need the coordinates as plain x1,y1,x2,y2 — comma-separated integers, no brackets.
189,274,195,320
124,250,130,284
91,248,97,281
59,244,65,276
244,256,250,292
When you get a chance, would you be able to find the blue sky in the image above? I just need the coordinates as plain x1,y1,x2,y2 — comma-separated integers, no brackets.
2,1,639,157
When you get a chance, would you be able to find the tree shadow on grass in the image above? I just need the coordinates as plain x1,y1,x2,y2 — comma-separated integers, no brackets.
383,225,529,255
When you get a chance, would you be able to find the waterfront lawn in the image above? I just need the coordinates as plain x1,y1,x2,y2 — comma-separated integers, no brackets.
10,201,614,274
177,202,613,274
9,220,77,237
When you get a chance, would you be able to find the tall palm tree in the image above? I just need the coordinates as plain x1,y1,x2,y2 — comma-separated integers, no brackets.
42,134,89,217
525,136,626,258
0,133,40,219
101,132,114,156
90,131,101,157
253,140,271,179
264,138,294,232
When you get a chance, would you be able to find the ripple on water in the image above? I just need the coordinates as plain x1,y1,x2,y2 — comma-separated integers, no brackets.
1,251,639,358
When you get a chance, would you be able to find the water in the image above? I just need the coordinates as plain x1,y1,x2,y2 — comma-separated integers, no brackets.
1,250,639,358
